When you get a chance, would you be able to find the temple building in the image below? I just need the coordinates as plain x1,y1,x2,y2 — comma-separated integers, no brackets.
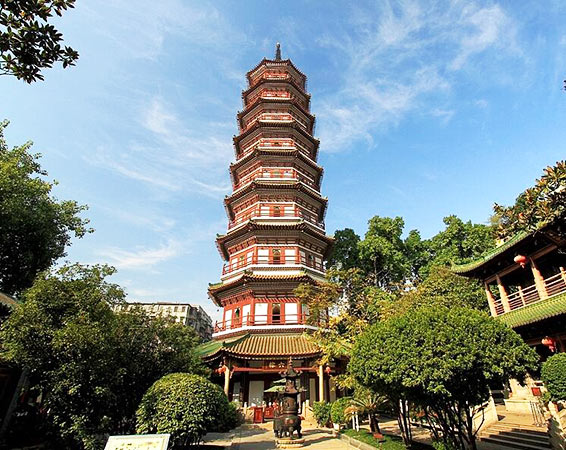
453,221,566,413
197,44,336,409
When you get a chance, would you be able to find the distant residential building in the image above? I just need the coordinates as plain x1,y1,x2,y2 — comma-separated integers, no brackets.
116,302,213,341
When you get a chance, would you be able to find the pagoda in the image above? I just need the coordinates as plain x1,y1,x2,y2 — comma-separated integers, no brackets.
197,44,336,410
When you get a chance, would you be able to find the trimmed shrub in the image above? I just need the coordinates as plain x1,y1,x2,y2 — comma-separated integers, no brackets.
541,353,566,402
330,397,351,425
136,373,236,448
312,401,332,427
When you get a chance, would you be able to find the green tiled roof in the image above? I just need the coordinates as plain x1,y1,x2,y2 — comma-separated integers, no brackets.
195,333,320,359
452,231,530,274
498,291,566,328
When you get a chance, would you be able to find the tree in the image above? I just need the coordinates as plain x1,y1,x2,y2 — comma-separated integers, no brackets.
0,120,90,295
494,161,566,240
541,353,566,402
380,267,487,319
327,228,361,270
0,0,79,83
349,306,539,449
419,215,494,279
358,216,411,289
136,373,237,448
0,264,205,449
296,268,395,363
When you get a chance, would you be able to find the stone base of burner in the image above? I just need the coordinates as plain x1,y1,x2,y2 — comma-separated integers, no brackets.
276,437,305,448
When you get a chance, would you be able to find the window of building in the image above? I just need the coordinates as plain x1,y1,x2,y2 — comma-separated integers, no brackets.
272,303,281,323
273,205,281,217
272,249,281,264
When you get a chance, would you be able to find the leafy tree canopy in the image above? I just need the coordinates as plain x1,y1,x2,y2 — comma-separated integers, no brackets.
494,160,566,240
380,267,487,319
0,0,79,82
0,264,205,450
0,120,90,295
419,215,494,278
327,228,361,270
358,216,411,289
349,306,539,449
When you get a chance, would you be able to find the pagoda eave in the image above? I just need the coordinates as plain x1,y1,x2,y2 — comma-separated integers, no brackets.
233,121,320,150
246,58,307,85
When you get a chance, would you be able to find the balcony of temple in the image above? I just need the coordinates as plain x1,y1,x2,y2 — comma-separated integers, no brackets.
228,202,324,230
485,267,566,316
242,83,310,111
234,125,319,162
221,246,324,279
238,104,314,135
235,135,318,163
232,166,320,192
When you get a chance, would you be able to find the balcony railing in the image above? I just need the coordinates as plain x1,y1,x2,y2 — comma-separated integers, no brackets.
214,313,312,333
233,167,317,190
228,206,324,230
239,138,313,161
222,255,324,276
493,271,566,316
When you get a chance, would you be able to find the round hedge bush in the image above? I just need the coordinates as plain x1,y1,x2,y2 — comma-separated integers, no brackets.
541,353,566,402
330,397,351,425
136,373,237,447
312,401,332,427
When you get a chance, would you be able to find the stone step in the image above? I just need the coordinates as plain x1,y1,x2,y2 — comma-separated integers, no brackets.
487,423,547,435
480,430,550,447
480,435,551,450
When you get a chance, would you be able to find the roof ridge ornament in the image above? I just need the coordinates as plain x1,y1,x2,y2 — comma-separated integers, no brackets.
275,42,281,60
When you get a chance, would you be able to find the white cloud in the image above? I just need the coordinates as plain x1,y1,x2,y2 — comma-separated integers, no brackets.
97,240,180,269
315,0,522,152
88,97,233,196
450,5,516,70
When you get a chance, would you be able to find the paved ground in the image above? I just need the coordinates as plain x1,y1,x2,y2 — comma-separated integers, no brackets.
205,423,350,450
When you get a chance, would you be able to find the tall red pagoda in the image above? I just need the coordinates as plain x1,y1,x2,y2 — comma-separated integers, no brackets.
197,44,335,409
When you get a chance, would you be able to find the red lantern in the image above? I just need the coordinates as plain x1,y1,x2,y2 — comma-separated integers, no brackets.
514,254,528,268
324,366,332,375
542,336,557,352
214,366,226,374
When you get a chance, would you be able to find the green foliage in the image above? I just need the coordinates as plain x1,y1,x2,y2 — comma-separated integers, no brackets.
350,306,539,449
0,264,205,449
541,353,566,402
0,0,79,82
0,121,91,295
136,373,236,448
358,216,410,289
296,268,395,363
342,429,407,450
330,397,351,425
494,161,566,239
328,228,361,270
381,267,487,319
312,401,332,427
419,215,495,278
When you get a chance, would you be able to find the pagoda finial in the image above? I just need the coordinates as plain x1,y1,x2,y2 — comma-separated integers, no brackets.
275,42,281,60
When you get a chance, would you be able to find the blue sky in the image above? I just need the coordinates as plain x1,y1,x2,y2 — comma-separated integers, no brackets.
2,0,565,321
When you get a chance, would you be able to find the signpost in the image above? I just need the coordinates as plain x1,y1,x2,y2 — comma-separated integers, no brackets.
104,434,170,450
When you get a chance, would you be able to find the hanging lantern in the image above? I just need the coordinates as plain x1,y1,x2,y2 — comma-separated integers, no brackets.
214,366,226,375
514,254,528,268
324,366,332,375
542,336,557,352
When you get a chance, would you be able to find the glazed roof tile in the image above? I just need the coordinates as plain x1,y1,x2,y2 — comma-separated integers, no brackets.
497,291,566,328
451,231,531,274
196,333,320,359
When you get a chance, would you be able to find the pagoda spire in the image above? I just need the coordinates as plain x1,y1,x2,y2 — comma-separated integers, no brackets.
275,42,281,60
